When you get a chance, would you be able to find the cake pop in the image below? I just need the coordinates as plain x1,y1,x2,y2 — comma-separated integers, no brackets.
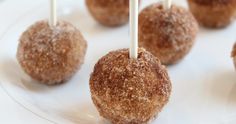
139,3,198,65
17,0,87,85
188,0,236,28
90,48,171,124
90,1,171,123
86,0,139,27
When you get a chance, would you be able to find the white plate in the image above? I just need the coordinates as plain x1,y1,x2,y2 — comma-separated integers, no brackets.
0,0,236,124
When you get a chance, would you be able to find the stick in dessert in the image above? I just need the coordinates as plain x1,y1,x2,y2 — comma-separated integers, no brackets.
89,0,172,123
139,1,198,65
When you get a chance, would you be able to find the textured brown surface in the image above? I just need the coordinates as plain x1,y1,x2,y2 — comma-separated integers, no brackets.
231,42,236,68
17,20,87,85
191,0,236,5
86,0,130,27
188,0,236,28
90,48,171,124
232,42,236,57
139,3,198,65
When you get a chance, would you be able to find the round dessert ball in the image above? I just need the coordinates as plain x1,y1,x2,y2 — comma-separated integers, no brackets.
86,0,135,27
90,48,172,124
139,3,198,65
17,20,87,85
188,0,236,28
231,42,236,68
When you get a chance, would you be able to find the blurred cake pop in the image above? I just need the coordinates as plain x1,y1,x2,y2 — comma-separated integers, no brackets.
139,3,198,65
86,0,139,27
231,42,236,68
188,0,236,28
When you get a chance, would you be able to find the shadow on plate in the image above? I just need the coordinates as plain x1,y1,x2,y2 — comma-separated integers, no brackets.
208,70,236,105
0,58,103,124
54,101,110,124
0,58,55,93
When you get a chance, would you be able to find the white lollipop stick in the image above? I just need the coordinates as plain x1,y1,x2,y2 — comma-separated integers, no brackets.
49,0,57,27
129,0,139,59
163,0,172,10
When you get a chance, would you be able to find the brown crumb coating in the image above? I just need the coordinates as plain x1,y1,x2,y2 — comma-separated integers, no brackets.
90,48,171,124
17,20,87,85
86,0,131,27
191,0,236,5
188,0,236,28
139,3,198,65
232,42,236,57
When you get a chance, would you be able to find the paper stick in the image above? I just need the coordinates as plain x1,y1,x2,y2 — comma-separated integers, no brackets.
164,0,172,10
49,0,57,27
129,0,139,59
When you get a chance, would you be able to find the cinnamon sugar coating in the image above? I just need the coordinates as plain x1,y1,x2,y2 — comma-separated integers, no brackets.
139,3,198,65
191,0,236,5
90,48,171,124
17,20,87,85
188,0,236,28
86,0,131,27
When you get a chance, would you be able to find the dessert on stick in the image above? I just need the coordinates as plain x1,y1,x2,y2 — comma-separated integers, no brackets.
139,0,198,65
89,0,172,123
17,0,87,85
